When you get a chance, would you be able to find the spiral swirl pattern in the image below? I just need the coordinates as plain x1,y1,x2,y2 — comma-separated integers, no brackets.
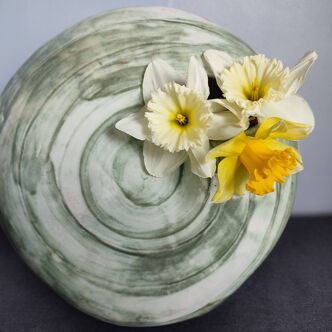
0,7,296,326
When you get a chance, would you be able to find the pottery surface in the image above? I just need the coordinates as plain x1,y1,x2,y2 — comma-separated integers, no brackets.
0,7,296,326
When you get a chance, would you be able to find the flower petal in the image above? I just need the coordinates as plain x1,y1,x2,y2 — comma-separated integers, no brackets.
186,56,209,100
207,132,247,160
212,156,239,203
234,163,249,196
143,59,182,103
255,117,311,141
203,49,234,87
146,82,211,153
115,107,149,140
264,139,304,174
207,100,244,141
209,99,242,118
284,51,318,96
188,137,216,178
143,141,187,177
260,95,315,130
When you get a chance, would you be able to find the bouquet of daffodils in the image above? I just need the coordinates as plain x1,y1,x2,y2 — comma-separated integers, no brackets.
116,50,317,203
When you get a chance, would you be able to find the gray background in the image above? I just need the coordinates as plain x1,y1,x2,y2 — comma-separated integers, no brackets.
0,0,331,215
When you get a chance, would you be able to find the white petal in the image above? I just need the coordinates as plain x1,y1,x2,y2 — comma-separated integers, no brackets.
260,95,315,129
284,51,318,96
209,99,242,118
208,112,244,141
203,49,234,86
186,56,209,100
115,107,149,140
143,141,187,177
208,99,248,140
188,137,216,178
143,59,182,103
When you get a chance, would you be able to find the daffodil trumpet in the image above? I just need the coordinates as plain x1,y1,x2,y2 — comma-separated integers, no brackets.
204,50,317,138
206,117,311,203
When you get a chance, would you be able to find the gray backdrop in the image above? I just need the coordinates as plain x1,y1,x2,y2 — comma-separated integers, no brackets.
0,0,331,215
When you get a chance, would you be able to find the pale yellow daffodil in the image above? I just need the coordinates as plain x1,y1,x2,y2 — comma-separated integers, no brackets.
116,56,228,178
206,117,311,203
204,50,317,139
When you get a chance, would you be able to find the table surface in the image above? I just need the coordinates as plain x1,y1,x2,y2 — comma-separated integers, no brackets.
0,216,331,332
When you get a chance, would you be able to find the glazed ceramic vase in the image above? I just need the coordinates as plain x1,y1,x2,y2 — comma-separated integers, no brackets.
0,7,296,326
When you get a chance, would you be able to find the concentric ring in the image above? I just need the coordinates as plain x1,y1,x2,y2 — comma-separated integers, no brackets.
0,7,295,326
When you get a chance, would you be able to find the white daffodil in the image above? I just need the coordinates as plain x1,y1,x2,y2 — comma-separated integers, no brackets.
203,50,317,138
115,56,229,178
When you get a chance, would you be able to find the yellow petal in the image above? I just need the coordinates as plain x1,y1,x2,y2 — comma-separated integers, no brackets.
212,156,239,203
234,163,250,195
239,137,303,196
255,117,311,141
264,138,303,174
206,132,247,160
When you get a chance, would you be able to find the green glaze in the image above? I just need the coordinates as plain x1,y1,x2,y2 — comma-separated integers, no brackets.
0,7,296,326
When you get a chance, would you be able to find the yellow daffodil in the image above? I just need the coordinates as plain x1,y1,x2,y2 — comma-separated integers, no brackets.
116,57,230,178
204,50,317,139
206,117,311,203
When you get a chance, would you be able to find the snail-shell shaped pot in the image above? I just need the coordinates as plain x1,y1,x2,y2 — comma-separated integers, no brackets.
0,7,296,326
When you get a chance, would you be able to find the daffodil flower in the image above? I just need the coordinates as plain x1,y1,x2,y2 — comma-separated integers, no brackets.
204,50,317,138
116,57,229,178
206,117,311,203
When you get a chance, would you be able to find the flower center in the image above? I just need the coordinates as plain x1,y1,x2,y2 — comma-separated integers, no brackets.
244,78,266,102
175,113,189,126
239,139,298,195
145,82,210,153
220,55,288,109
